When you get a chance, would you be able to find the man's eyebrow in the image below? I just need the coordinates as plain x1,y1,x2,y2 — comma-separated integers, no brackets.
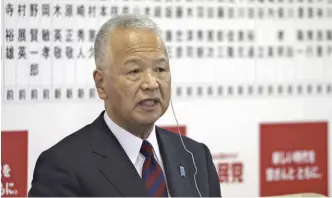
124,59,142,65
153,57,168,63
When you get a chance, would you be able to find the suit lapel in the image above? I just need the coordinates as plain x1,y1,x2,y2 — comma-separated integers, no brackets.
156,127,200,197
90,112,148,197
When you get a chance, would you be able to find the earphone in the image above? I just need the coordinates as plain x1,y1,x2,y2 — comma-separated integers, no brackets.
170,99,202,197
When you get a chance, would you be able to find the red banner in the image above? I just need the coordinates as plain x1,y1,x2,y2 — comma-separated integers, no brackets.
260,122,328,196
1,131,28,197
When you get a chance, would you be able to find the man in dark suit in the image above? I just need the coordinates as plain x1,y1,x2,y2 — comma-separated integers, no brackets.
28,14,221,197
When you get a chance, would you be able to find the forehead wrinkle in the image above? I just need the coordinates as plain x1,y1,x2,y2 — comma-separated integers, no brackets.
126,44,164,53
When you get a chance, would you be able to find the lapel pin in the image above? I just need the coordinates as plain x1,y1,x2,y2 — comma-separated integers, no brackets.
180,166,185,177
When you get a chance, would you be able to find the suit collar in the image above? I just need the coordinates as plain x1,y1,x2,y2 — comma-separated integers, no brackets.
103,111,164,171
90,111,148,197
156,127,201,197
90,111,199,197
103,111,143,165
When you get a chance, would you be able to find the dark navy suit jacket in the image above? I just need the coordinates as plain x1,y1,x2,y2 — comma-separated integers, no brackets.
28,111,221,197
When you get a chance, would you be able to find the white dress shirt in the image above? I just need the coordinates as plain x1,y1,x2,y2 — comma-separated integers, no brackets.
103,112,167,179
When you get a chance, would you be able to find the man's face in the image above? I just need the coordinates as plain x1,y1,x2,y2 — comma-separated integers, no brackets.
94,27,171,127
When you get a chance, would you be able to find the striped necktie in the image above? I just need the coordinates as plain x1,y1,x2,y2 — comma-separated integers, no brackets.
140,140,169,197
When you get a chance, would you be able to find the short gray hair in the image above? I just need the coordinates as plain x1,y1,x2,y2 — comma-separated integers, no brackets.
94,14,161,69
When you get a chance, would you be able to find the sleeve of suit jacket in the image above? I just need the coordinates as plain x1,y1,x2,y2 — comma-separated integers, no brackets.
202,143,222,197
28,150,81,197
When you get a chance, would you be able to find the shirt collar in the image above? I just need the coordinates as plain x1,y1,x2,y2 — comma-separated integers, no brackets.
146,123,162,163
103,112,160,163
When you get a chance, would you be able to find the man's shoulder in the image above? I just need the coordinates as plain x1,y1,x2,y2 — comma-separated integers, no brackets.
44,112,105,157
42,123,93,159
156,126,206,150
156,126,214,166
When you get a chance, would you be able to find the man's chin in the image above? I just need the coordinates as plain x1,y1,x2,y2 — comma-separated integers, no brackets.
133,113,161,125
136,118,159,125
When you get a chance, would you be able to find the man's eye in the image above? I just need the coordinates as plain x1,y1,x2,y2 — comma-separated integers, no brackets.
128,69,141,75
156,67,166,72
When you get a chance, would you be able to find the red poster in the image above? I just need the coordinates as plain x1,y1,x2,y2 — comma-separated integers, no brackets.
161,126,186,136
1,131,28,197
260,122,328,196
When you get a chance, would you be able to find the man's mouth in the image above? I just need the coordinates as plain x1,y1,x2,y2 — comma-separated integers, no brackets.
138,98,160,108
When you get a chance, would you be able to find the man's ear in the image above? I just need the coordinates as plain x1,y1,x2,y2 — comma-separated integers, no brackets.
93,69,107,100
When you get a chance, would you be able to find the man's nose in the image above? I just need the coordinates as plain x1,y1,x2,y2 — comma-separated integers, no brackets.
141,71,159,91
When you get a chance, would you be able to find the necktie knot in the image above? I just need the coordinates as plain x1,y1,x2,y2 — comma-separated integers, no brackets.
140,140,154,158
